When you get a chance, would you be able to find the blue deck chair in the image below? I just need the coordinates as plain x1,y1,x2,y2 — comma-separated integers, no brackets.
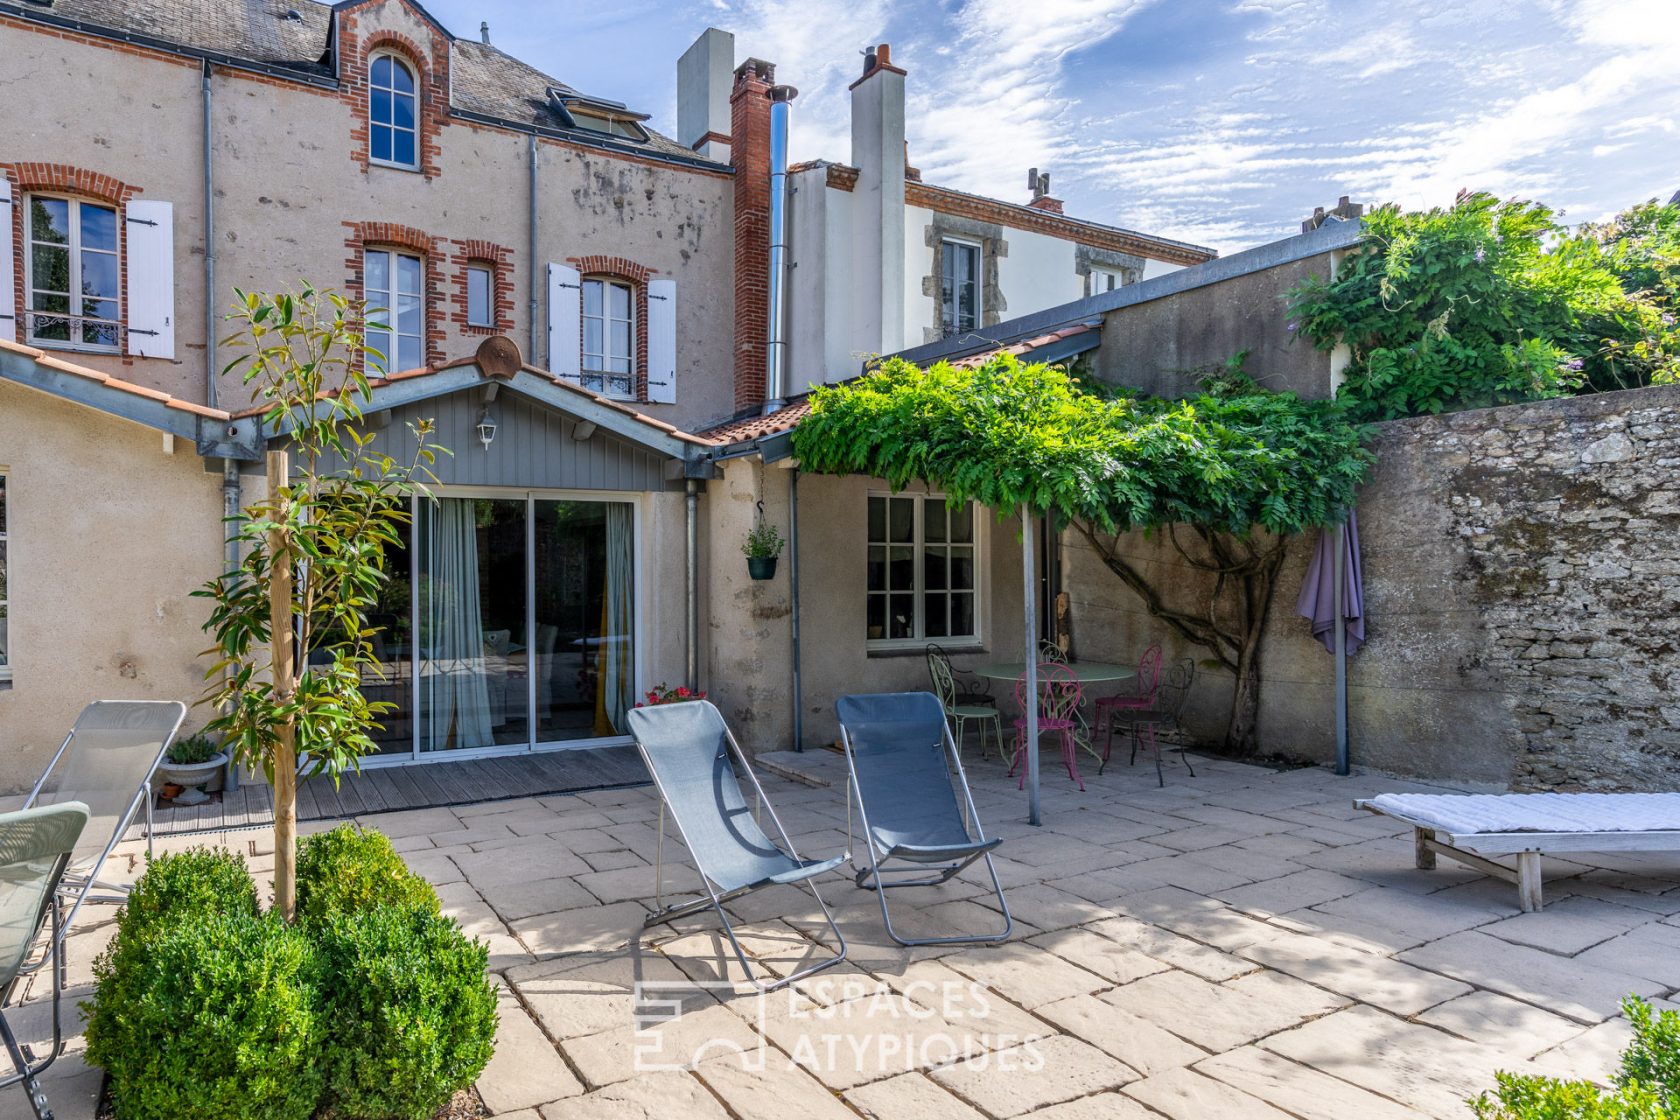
0,803,91,1120
626,701,847,991
835,692,1011,947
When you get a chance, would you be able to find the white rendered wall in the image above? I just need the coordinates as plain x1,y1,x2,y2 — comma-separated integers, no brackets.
998,229,1082,321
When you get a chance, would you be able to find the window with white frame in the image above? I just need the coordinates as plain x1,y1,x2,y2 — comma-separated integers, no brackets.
25,195,120,350
365,249,423,373
1088,268,1123,296
0,471,10,682
940,239,981,337
369,53,419,169
867,495,979,645
582,277,635,398
466,264,493,327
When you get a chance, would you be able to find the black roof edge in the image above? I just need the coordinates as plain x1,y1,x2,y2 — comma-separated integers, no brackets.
450,108,732,172
0,2,341,87
883,217,1366,373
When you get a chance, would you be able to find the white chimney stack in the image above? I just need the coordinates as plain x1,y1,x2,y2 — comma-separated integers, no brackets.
678,28,735,162
850,42,907,357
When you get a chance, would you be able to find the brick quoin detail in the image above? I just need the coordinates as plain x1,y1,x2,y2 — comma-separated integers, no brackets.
568,254,655,404
337,10,448,180
450,239,516,337
2,163,143,362
730,58,774,415
343,221,445,371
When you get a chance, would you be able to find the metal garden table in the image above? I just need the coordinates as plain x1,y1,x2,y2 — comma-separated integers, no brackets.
974,661,1137,766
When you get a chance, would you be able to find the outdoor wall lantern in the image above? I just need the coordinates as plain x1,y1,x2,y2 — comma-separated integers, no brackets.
476,406,498,451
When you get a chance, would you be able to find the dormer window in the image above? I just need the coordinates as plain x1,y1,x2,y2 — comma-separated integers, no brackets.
546,89,651,144
370,53,419,169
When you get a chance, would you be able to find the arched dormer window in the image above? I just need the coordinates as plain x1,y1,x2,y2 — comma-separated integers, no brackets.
370,53,419,170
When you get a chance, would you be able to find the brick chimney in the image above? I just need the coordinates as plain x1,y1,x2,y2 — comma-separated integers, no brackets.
850,43,908,357
731,58,775,414
1026,167,1063,213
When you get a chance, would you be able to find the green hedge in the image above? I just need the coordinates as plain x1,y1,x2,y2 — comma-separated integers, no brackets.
1472,997,1680,1119
318,905,498,1120
86,834,495,1120
295,823,441,924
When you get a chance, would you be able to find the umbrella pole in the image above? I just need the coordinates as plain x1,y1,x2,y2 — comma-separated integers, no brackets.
1333,518,1349,776
1022,504,1041,825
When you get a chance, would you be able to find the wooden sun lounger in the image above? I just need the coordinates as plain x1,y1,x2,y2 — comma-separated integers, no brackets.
1355,792,1680,912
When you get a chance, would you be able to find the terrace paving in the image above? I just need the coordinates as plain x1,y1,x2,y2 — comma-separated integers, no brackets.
12,751,1680,1119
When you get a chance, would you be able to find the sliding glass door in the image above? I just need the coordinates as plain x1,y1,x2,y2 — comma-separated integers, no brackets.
363,490,639,762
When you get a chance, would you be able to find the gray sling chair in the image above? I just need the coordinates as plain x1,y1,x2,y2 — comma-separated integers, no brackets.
0,802,92,1120
20,701,187,971
834,692,1011,947
625,701,848,991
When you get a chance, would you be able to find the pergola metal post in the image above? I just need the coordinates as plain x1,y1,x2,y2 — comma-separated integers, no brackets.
1021,504,1041,825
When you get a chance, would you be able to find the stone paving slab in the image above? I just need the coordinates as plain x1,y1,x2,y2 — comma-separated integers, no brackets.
42,756,1680,1120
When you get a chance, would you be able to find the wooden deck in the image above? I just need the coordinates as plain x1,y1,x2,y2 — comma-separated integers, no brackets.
139,746,649,837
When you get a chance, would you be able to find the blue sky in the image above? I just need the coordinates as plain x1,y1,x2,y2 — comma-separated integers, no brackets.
427,0,1680,253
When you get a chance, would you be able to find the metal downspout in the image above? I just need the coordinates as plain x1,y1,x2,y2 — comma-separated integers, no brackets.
685,479,700,693
528,135,540,362
762,84,797,414
789,468,802,751
206,60,242,790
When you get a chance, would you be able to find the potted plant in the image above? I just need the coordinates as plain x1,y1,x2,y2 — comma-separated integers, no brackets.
637,683,707,707
742,521,785,580
157,732,230,806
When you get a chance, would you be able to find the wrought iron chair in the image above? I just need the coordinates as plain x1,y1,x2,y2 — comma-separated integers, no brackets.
1103,657,1198,786
1095,644,1162,744
925,644,993,708
1007,663,1086,792
0,802,91,1120
1038,639,1069,664
927,653,1004,760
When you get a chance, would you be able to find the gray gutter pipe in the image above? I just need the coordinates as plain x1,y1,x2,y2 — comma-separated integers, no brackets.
205,60,243,790
528,135,540,363
686,479,700,693
789,468,802,751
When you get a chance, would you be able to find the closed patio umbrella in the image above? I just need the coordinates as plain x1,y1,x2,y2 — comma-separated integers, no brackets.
1296,510,1364,775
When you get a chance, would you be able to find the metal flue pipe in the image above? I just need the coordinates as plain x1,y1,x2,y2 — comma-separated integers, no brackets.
763,83,797,414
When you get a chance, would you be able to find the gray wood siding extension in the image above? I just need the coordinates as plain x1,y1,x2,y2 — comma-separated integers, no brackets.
364,391,674,491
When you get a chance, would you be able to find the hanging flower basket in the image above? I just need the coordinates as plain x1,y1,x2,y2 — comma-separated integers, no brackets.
747,555,779,581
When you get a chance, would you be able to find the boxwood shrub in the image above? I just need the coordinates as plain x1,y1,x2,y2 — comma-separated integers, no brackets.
87,830,495,1120
295,823,440,924
87,911,324,1120
317,904,499,1120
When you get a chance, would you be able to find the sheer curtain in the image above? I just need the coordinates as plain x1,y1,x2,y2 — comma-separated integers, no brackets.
421,498,494,751
596,504,635,735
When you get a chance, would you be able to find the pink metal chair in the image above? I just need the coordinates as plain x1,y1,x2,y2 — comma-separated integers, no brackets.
1007,663,1085,792
1095,644,1162,751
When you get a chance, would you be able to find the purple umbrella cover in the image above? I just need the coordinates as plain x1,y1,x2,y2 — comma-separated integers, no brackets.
1295,510,1365,655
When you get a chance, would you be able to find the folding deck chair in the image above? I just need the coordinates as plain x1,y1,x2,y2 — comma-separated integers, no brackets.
625,701,847,991
835,692,1011,947
0,803,91,1120
21,701,186,953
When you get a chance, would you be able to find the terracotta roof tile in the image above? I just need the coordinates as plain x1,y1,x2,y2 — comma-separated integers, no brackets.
691,323,1100,447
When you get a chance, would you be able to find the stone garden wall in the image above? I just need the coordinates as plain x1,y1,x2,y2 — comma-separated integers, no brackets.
1062,382,1680,790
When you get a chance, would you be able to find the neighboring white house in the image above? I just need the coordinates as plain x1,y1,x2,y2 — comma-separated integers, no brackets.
675,36,1216,393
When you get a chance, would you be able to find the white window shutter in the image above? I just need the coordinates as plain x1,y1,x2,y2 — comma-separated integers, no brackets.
547,263,582,381
646,279,676,404
125,200,175,359
0,180,15,344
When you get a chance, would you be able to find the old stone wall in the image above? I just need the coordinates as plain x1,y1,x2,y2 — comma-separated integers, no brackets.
1062,383,1680,790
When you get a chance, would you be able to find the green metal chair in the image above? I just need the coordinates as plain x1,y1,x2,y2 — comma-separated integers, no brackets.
0,802,91,1120
928,650,1003,760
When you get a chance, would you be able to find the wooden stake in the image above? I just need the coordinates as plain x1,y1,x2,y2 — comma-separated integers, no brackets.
267,450,298,922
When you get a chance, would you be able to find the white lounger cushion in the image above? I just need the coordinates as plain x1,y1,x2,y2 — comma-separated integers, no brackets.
1367,792,1680,837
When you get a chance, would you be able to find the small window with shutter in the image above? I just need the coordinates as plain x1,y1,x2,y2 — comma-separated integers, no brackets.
24,195,120,351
